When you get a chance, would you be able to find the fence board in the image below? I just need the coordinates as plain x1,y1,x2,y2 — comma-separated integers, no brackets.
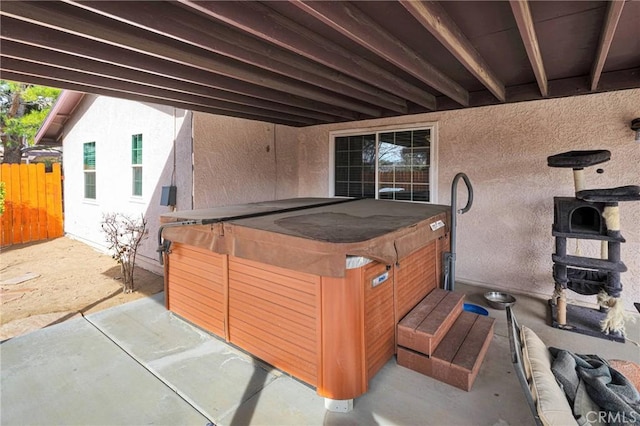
0,163,63,247
28,164,39,242
10,164,22,244
36,164,47,240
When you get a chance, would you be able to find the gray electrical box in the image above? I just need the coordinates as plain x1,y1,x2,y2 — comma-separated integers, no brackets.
160,185,177,206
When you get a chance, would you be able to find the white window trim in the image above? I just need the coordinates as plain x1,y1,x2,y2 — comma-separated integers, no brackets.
83,142,97,202
131,134,143,199
329,122,439,203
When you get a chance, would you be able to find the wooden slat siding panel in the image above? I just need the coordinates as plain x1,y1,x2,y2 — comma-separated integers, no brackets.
231,256,319,285
27,164,39,242
171,244,224,267
230,330,316,385
169,296,222,326
36,164,47,240
169,256,224,281
229,274,314,317
167,243,225,336
229,269,316,307
398,257,436,305
364,262,395,380
169,282,223,313
229,310,316,363
50,163,63,237
395,242,437,319
229,287,315,338
169,268,224,293
228,256,318,387
10,164,22,244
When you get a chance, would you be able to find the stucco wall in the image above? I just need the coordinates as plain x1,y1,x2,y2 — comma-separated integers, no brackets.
284,89,640,309
62,95,193,274
192,114,298,207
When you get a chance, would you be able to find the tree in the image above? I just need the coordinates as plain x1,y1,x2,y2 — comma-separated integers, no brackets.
101,213,147,293
0,80,61,164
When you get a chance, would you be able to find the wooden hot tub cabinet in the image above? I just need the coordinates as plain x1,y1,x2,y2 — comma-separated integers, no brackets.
162,198,450,400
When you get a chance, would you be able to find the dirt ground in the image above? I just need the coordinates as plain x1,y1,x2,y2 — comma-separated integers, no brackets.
0,237,164,328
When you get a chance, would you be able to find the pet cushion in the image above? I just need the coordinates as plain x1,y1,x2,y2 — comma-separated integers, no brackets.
520,326,577,426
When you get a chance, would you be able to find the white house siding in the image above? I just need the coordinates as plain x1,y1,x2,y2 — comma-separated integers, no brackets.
277,89,639,310
62,95,193,274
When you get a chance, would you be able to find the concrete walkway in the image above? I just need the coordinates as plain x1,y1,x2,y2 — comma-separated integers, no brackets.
2,287,636,425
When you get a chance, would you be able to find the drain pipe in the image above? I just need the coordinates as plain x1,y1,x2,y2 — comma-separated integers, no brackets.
443,173,474,291
157,220,201,265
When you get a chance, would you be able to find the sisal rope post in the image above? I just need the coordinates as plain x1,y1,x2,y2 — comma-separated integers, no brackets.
572,168,585,193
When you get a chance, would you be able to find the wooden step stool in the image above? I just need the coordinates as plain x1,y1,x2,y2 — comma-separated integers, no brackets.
397,289,495,391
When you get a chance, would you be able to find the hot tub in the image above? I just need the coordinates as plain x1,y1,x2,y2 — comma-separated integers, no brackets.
160,198,450,401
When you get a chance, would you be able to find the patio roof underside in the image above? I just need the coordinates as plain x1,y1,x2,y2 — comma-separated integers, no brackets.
1,1,639,127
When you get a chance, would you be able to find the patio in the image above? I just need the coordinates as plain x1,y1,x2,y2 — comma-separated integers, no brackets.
2,283,637,426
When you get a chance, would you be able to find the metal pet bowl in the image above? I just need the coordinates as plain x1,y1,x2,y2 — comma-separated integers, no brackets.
484,291,517,310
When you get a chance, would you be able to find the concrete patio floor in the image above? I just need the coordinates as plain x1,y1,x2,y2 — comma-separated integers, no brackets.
1,283,638,426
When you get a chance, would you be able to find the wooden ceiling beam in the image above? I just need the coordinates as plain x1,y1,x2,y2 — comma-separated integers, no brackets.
0,1,382,117
0,70,309,127
0,16,359,120
1,40,342,123
177,0,437,111
400,0,506,102
0,56,320,126
68,0,406,114
509,0,548,97
289,0,469,107
590,0,625,91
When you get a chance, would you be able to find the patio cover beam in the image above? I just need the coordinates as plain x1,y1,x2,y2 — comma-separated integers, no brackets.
400,0,506,103
68,0,405,114
0,1,382,118
177,0,435,111
0,16,358,121
290,0,469,107
0,57,319,126
590,0,625,91
0,70,309,127
509,0,548,97
1,39,343,124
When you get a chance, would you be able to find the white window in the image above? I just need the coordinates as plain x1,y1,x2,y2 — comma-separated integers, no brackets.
131,134,142,197
332,125,437,202
83,141,96,199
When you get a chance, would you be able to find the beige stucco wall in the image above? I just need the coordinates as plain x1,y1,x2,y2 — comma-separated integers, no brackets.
63,95,193,274
281,89,640,309
192,114,299,207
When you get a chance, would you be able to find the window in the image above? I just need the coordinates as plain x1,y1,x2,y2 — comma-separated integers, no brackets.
131,134,142,197
83,142,96,199
333,127,434,202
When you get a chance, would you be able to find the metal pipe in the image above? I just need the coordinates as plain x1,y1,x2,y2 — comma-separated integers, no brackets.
444,173,474,291
157,220,200,264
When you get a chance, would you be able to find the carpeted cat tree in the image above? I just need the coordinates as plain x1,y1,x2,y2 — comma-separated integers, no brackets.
547,150,640,342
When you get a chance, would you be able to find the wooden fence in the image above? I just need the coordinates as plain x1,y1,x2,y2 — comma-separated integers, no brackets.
0,163,63,247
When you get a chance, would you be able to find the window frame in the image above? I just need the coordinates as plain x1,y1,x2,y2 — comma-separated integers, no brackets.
83,141,96,201
131,133,143,197
329,122,438,203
